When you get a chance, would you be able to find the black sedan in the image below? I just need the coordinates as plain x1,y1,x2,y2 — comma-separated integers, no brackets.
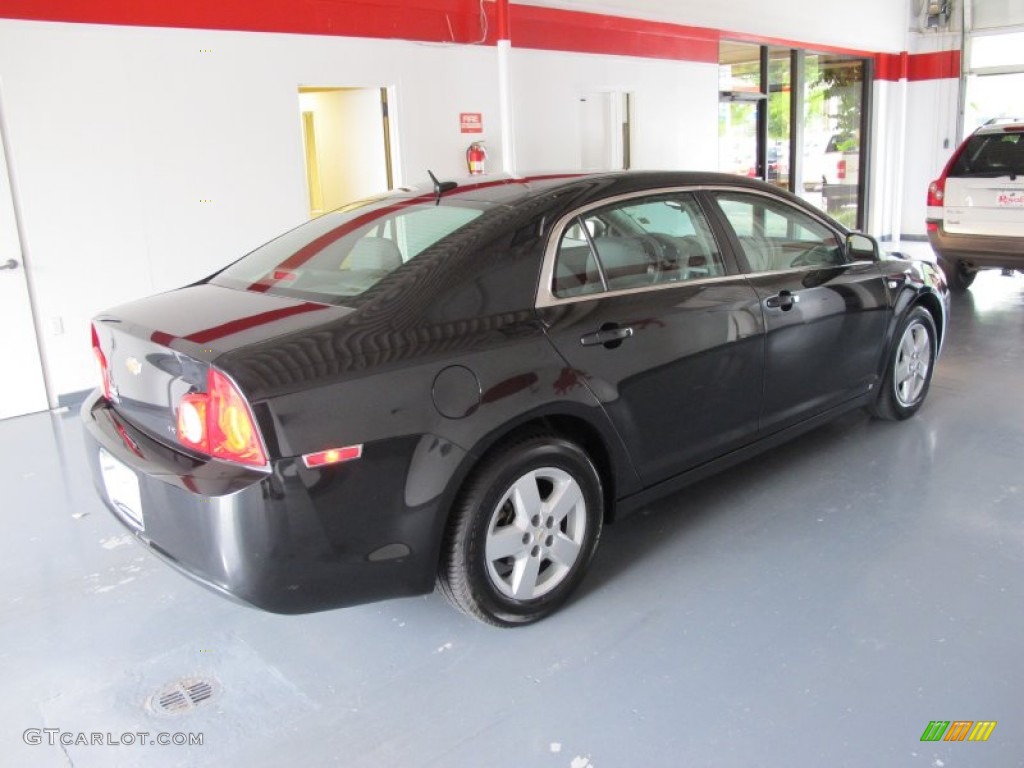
83,171,949,626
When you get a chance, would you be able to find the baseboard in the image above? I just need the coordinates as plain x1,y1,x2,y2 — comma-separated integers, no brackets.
57,389,92,410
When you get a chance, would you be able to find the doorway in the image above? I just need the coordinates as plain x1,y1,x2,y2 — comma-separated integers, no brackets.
298,87,395,218
0,116,48,420
578,92,631,171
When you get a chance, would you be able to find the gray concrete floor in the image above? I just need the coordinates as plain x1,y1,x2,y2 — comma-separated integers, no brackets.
2,261,1022,768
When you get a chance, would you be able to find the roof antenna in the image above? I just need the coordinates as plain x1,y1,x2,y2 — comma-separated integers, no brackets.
427,170,458,205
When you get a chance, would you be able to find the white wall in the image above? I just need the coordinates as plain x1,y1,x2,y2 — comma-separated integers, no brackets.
900,77,960,237
868,79,906,240
0,20,503,399
898,31,962,237
512,49,718,173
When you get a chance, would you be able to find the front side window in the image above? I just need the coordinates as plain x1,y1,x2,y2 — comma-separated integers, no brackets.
551,193,725,297
714,192,843,272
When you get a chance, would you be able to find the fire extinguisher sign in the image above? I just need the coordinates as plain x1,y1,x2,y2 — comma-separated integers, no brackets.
460,112,483,134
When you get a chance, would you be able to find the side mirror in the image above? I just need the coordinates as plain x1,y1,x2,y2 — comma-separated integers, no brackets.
846,232,879,262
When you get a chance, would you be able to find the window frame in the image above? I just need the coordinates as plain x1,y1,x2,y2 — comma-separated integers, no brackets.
700,187,859,276
536,187,738,308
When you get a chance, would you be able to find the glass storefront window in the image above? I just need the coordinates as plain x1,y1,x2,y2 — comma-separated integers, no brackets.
719,43,867,229
800,54,864,228
718,42,761,179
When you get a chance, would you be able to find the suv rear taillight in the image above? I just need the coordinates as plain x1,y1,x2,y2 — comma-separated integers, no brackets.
176,368,268,468
928,131,977,208
91,323,112,401
837,159,847,181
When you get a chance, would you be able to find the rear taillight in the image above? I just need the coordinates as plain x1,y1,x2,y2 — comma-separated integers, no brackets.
928,133,974,207
837,159,847,181
176,369,267,467
91,323,112,401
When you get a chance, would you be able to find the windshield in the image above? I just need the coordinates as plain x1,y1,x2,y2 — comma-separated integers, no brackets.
211,197,486,304
950,132,1024,178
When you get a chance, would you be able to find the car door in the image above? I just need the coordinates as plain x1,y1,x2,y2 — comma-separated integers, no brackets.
706,190,889,435
536,190,765,487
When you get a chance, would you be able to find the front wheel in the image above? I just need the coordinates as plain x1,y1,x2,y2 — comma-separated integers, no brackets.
438,433,604,627
870,306,937,421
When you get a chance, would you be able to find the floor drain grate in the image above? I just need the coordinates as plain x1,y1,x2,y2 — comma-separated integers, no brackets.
149,677,218,716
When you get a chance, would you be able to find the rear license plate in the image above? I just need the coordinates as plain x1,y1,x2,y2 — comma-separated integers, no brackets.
996,191,1024,207
99,449,144,529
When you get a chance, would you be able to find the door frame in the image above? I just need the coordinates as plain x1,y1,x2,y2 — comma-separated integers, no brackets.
0,84,52,416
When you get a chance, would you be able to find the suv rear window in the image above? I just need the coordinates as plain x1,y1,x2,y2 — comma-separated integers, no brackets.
210,197,485,303
950,132,1024,178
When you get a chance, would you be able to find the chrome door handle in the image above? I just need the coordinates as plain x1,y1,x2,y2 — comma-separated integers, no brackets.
580,325,634,348
765,291,799,310
0,258,19,271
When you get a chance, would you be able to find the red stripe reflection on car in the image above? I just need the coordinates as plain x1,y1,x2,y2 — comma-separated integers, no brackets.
185,303,326,344
246,174,582,293
148,302,325,348
113,419,144,459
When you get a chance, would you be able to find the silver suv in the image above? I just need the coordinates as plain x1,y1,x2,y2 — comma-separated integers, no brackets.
927,120,1024,290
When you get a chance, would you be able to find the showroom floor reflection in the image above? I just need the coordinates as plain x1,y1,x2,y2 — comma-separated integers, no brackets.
1,269,1022,768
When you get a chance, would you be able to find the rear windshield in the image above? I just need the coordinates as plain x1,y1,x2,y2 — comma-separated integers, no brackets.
950,132,1024,178
210,196,486,303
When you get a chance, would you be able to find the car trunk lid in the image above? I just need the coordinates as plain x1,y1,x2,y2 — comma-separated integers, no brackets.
943,176,1024,236
92,283,346,447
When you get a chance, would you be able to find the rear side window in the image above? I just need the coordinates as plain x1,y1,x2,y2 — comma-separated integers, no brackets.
211,199,484,303
950,133,1024,178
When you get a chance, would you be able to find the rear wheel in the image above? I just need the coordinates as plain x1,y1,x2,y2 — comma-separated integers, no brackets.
438,432,603,627
870,306,937,421
939,257,976,291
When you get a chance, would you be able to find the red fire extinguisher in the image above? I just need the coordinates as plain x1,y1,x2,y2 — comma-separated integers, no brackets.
467,141,487,175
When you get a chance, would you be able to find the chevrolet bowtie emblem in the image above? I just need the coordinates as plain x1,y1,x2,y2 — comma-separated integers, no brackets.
125,357,142,376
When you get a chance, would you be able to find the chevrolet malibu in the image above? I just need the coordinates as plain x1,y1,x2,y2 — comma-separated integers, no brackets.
83,171,949,626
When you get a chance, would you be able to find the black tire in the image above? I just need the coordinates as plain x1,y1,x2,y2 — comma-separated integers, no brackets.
438,432,604,627
939,257,976,291
870,306,938,421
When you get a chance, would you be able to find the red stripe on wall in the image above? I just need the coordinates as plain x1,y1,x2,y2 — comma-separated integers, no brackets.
875,50,959,81
0,0,489,44
0,0,718,60
875,52,905,81
509,5,718,63
0,0,961,80
907,49,960,81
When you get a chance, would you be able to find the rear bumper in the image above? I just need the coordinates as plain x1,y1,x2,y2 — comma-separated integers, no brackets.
81,391,456,613
926,222,1024,269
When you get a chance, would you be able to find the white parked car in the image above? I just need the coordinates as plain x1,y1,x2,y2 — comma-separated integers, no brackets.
927,120,1024,290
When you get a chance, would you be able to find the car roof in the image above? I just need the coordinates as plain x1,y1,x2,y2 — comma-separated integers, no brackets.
973,119,1024,136
393,170,794,207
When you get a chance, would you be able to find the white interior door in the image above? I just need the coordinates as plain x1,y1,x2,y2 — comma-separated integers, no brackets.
578,92,628,171
0,126,48,420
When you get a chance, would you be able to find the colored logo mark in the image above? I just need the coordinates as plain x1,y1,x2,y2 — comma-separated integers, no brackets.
920,720,997,742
